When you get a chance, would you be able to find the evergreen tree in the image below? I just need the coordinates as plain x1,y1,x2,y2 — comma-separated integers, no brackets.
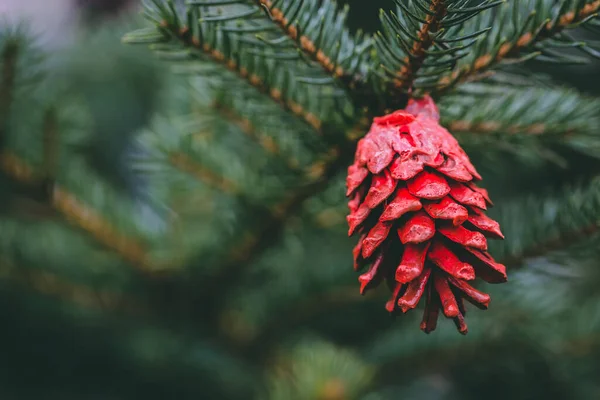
1,0,600,399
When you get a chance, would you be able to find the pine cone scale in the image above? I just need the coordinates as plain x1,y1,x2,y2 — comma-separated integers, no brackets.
398,267,431,312
407,170,451,200
398,212,436,244
434,273,461,318
364,171,397,208
423,197,468,225
427,241,476,281
395,242,430,283
379,188,422,221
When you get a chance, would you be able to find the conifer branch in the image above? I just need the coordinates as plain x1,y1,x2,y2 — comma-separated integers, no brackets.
168,151,240,194
212,100,301,170
376,1,503,95
438,1,600,91
0,258,146,314
161,21,323,133
255,0,360,88
502,222,600,268
394,0,448,91
440,84,599,141
193,139,357,330
191,117,365,311
218,149,346,271
0,152,156,274
52,186,153,272
0,151,35,183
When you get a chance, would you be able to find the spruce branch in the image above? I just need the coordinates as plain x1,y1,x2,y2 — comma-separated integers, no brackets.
437,0,600,92
439,84,600,141
213,148,346,275
502,221,599,267
0,151,35,184
1,152,157,274
139,17,324,133
186,131,361,331
0,258,146,315
375,0,503,96
168,151,240,193
393,0,448,91
487,176,600,266
263,339,375,400
52,186,154,272
129,1,366,140
185,23,318,133
212,100,301,170
254,0,369,89
363,263,600,375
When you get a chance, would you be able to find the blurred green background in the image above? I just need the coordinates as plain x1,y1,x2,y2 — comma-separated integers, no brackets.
2,1,600,399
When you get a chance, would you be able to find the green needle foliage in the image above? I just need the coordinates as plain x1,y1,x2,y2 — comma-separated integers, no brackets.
1,0,600,399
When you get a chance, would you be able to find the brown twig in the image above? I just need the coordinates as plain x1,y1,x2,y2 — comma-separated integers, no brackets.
1,152,156,274
255,0,351,82
0,151,35,183
162,22,323,133
51,186,153,272
168,151,240,194
437,1,600,91
394,0,448,91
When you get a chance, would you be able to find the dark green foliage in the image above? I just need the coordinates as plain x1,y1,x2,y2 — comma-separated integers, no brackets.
2,1,600,399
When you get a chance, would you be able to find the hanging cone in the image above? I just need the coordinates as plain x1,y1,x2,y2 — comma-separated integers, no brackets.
346,95,507,335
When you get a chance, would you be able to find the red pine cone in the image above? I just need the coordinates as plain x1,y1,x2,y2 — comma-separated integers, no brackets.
346,96,507,335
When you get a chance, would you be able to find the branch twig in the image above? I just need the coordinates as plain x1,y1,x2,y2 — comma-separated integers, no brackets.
438,1,600,91
1,152,156,274
168,151,240,194
255,0,360,89
394,0,447,91
162,21,323,132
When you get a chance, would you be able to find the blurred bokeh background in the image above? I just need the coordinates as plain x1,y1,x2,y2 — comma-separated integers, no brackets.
1,1,600,399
